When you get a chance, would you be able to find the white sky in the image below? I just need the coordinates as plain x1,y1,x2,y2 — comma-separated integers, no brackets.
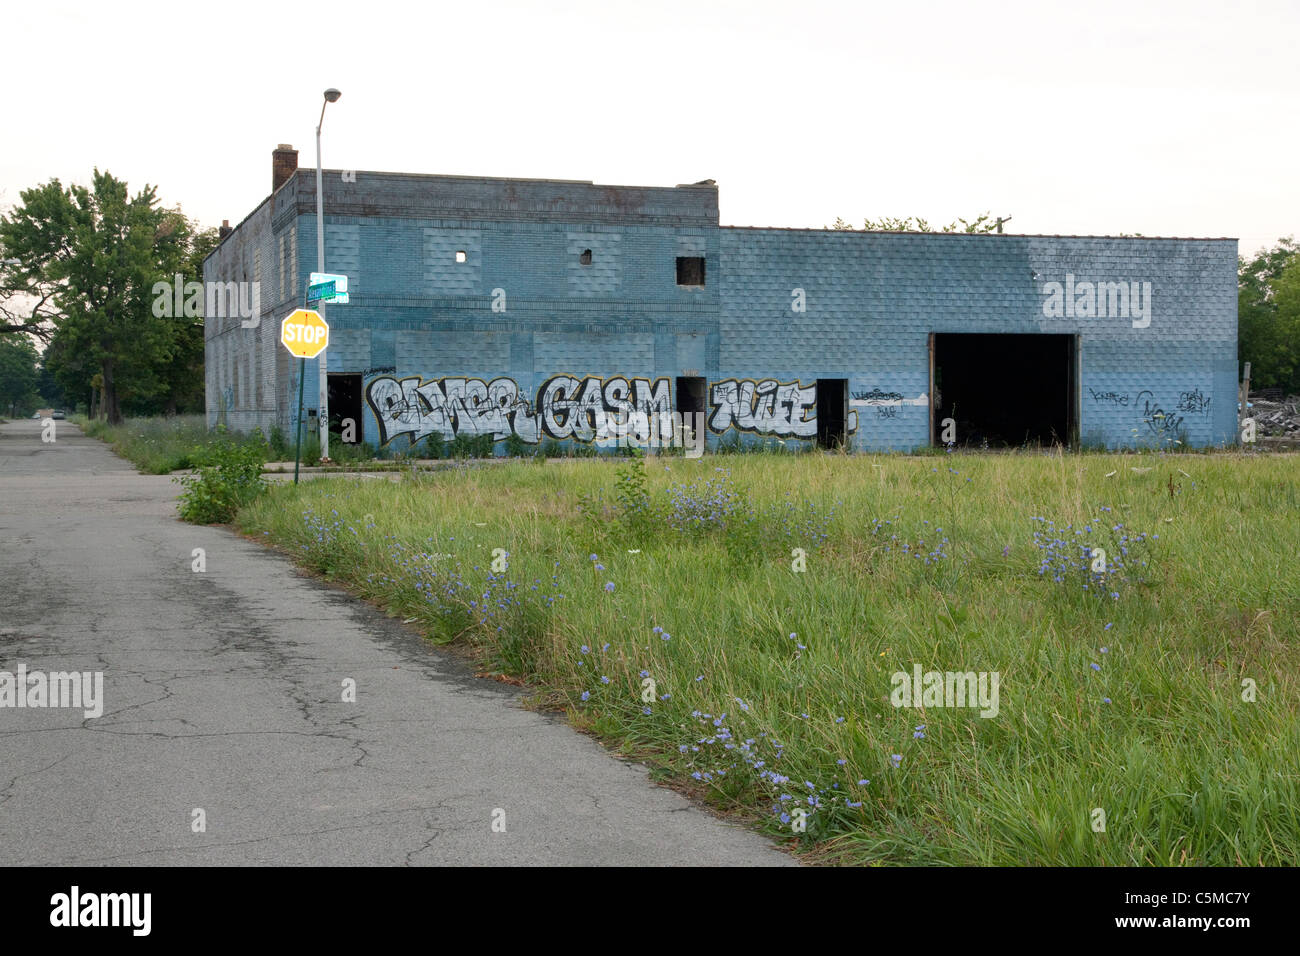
4,0,1296,257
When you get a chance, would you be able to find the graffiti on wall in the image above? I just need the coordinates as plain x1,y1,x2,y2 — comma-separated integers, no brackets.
1087,388,1130,406
368,375,539,444
1176,388,1211,415
851,388,904,404
708,378,858,438
1134,390,1186,435
708,379,815,437
535,375,672,442
366,373,866,446
849,388,929,420
365,374,674,446
1085,386,1207,436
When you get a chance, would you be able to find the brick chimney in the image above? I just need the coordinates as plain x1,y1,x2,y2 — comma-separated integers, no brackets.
218,219,232,239
272,144,299,193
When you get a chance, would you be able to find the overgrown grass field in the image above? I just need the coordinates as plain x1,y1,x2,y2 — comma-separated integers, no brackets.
77,414,323,474
236,451,1299,865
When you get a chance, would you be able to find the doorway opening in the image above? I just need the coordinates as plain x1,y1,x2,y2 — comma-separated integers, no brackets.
931,334,1076,448
328,373,363,446
676,376,707,445
816,378,848,449
676,376,706,418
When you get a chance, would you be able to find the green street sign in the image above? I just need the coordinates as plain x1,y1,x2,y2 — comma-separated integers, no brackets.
308,272,349,304
307,280,335,303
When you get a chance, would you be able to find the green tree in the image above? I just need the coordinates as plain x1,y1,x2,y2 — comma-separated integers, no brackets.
152,222,218,415
34,358,69,410
830,212,1004,233
0,171,195,423
106,207,212,417
1,222,61,342
0,335,40,415
1238,237,1300,394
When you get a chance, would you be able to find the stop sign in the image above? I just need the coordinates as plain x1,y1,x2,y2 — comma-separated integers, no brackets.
280,309,330,359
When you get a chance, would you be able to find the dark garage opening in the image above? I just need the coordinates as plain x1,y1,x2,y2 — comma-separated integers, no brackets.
816,378,848,449
328,373,363,444
932,333,1075,447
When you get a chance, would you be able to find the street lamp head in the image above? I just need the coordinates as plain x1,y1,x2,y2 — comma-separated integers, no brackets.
323,88,341,103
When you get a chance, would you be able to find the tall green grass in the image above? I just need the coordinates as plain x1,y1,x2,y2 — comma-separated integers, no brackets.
77,415,323,473
78,414,213,473
237,452,1300,865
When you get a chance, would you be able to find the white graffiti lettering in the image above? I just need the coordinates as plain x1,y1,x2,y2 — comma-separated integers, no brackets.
365,374,673,447
367,373,856,447
708,378,820,438
366,375,538,445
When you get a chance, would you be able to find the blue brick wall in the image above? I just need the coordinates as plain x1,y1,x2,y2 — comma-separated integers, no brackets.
206,171,1238,454
288,200,721,451
719,229,1238,451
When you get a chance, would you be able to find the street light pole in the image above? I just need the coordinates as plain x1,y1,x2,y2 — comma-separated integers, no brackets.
315,88,341,463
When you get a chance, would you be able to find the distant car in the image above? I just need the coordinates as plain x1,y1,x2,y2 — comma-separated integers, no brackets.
51,410,66,420
31,413,41,420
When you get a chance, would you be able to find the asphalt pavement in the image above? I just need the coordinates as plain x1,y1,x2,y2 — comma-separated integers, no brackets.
0,418,791,866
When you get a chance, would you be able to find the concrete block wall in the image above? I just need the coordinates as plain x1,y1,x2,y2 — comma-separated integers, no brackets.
203,195,278,434
1027,237,1239,448
280,172,722,451
719,229,1238,450
206,168,1239,453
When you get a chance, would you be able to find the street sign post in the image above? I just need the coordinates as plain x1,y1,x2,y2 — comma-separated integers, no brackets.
280,309,330,483
306,273,346,464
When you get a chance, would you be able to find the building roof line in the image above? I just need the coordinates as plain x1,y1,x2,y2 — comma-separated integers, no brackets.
294,168,718,190
720,225,1238,241
202,192,276,265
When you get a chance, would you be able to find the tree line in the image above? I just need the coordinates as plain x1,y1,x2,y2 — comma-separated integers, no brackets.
0,170,215,422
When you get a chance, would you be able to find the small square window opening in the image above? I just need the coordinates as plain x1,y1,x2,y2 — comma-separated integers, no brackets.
455,250,467,263
676,256,705,287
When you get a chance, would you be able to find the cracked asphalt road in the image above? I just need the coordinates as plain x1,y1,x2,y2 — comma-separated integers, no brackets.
0,420,791,866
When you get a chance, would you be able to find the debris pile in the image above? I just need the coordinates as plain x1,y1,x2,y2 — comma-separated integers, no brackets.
1247,393,1300,438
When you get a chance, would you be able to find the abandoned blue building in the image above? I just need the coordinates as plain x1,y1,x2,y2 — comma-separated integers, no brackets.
203,145,1240,453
